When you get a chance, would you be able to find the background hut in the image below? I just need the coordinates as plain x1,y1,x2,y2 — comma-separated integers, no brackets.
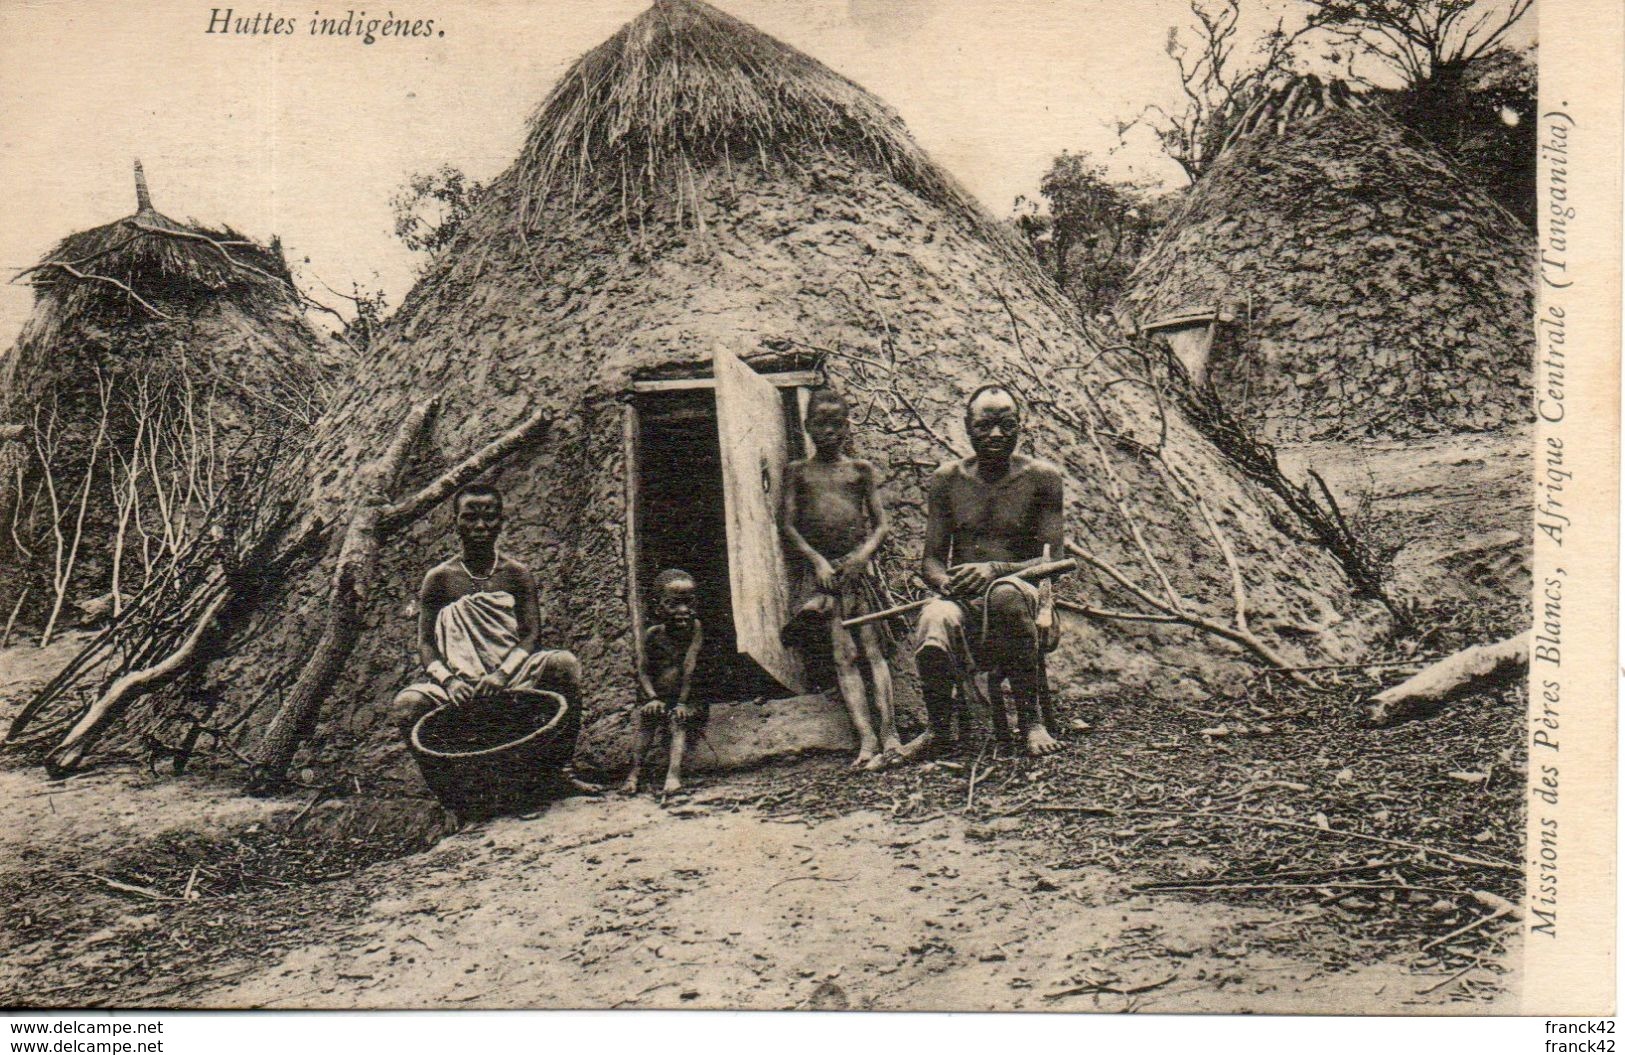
0,163,342,645
27,1,1391,783
1119,78,1535,444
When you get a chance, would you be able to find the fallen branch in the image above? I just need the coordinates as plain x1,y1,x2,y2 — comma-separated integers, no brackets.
46,588,232,776
1128,880,1464,896
1133,860,1408,889
1030,804,1519,873
78,872,179,902
1044,971,1178,999
1415,963,1479,996
129,221,285,287
1065,540,1312,684
1470,889,1523,920
1056,598,1183,625
1366,634,1528,726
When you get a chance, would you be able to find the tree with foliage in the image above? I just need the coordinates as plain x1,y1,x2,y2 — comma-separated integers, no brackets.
1014,153,1167,318
1308,1,1535,226
1305,0,1532,88
390,164,485,260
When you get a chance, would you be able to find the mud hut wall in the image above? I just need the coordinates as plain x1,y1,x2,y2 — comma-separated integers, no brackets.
203,160,1386,781
1123,108,1534,443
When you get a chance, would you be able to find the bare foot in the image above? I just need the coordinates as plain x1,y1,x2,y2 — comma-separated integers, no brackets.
620,774,640,796
562,770,607,793
863,751,894,772
1025,725,1062,757
662,774,683,795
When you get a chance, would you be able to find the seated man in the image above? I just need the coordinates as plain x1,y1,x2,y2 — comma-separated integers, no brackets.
906,385,1065,759
391,483,589,788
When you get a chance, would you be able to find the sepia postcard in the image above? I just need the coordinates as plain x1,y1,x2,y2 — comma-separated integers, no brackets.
0,0,1617,1027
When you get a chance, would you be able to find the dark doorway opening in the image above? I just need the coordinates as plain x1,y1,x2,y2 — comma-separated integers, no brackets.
633,389,786,701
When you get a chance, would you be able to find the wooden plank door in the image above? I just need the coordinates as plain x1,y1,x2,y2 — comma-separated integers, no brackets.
713,345,806,694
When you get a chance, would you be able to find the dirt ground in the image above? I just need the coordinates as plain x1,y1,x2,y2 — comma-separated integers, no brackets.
0,430,1528,1013
0,761,1517,1013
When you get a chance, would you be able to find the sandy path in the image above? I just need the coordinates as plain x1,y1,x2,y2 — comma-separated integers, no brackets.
193,790,1509,1013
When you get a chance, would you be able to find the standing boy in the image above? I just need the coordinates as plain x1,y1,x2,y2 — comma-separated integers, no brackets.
780,388,901,771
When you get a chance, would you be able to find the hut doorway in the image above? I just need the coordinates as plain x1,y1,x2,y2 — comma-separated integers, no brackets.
624,352,818,700
1142,305,1223,386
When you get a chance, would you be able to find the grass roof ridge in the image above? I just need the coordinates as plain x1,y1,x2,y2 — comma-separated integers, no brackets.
26,206,297,316
512,0,985,229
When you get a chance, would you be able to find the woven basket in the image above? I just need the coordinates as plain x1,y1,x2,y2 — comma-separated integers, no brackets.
409,688,569,816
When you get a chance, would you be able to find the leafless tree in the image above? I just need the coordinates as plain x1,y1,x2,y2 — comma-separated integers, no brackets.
29,382,111,646
1135,0,1314,183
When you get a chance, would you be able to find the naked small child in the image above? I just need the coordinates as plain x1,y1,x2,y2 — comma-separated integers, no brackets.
623,568,707,796
780,388,900,770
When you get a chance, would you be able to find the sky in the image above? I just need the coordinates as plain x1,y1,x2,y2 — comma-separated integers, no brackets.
0,0,1534,344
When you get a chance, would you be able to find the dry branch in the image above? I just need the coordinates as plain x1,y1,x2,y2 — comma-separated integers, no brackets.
839,559,1076,629
251,399,441,787
379,409,550,529
129,221,284,287
24,261,171,319
1033,803,1518,873
1366,633,1528,726
1065,539,1309,683
47,589,232,776
1,588,27,648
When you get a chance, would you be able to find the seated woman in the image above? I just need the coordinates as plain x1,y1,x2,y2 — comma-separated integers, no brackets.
390,483,589,788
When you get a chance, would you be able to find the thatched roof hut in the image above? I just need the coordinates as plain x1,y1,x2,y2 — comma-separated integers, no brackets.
154,0,1385,782
1119,78,1534,443
0,163,341,633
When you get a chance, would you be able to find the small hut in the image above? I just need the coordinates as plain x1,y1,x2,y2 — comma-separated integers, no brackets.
1119,77,1535,444
27,2,1391,781
0,163,341,641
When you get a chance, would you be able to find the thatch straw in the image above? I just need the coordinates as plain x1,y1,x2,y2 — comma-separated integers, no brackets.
515,0,984,229
16,163,296,320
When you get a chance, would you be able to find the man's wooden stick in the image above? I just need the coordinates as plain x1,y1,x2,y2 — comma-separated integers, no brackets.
840,558,1076,629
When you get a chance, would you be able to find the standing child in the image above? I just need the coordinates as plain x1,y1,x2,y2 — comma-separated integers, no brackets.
623,568,706,796
780,388,901,771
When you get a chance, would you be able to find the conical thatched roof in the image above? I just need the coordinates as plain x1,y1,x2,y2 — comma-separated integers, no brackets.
19,161,299,322
162,1,1384,782
0,163,341,627
1120,78,1534,443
